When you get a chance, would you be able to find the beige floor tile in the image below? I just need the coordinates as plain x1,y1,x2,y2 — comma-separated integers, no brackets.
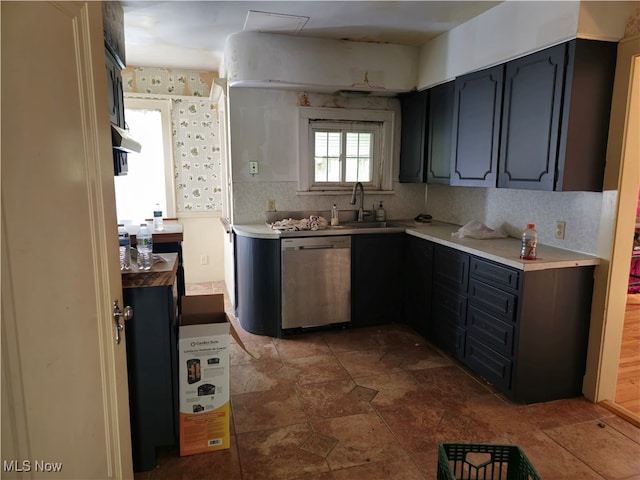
273,334,332,359
312,412,406,470
295,379,375,420
236,424,330,480
334,349,405,378
331,456,426,480
354,371,434,408
281,353,352,385
232,385,307,434
545,420,640,479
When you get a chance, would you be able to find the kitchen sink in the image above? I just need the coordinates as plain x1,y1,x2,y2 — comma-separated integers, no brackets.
343,221,389,228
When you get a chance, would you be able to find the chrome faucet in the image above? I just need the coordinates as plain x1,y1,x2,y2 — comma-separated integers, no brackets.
350,182,365,222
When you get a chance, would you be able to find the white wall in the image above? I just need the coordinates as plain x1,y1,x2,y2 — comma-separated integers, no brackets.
228,87,426,224
224,31,417,93
179,215,226,283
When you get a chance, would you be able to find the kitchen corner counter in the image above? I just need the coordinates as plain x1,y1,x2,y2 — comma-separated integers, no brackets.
401,221,600,271
121,253,178,288
232,220,600,272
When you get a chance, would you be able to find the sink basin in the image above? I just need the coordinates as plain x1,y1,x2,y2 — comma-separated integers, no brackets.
342,221,389,229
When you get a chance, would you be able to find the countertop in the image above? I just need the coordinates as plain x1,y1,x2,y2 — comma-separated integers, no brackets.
121,252,179,288
233,220,600,272
123,222,184,244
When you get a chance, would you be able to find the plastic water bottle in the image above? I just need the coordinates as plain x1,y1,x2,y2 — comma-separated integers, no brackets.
118,225,130,270
136,224,153,270
153,203,163,231
331,204,339,226
520,224,538,260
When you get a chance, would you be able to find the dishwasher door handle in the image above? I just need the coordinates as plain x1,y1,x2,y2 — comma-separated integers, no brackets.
298,244,336,250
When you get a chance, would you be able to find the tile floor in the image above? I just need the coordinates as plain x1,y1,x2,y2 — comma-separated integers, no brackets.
134,283,640,480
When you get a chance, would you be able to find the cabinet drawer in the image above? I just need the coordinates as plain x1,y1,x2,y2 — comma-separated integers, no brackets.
470,257,520,291
467,306,515,357
469,279,517,321
465,336,512,391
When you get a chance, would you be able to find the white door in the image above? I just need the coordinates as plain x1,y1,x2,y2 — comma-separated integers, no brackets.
1,2,133,478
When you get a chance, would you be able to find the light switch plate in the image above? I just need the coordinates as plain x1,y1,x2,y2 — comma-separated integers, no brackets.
249,161,259,174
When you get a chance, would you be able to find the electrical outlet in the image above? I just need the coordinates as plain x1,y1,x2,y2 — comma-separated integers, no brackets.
267,199,276,212
555,221,566,240
249,161,259,175
200,255,209,265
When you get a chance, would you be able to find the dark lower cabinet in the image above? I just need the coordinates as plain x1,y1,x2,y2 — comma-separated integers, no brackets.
234,234,281,337
402,235,433,336
123,281,178,472
412,238,594,403
432,244,469,360
352,234,404,327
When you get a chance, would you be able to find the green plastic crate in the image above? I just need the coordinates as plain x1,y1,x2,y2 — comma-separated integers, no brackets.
438,443,541,480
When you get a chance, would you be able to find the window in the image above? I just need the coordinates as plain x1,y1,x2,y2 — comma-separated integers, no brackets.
114,97,175,224
311,121,380,187
298,107,394,192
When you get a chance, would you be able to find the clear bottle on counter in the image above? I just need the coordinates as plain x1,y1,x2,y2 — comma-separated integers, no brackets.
331,204,339,226
153,203,163,231
136,223,153,270
375,201,386,221
520,223,538,260
118,225,130,270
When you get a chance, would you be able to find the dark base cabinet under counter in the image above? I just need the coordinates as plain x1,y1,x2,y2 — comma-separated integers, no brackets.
404,234,596,404
234,233,281,337
122,253,179,472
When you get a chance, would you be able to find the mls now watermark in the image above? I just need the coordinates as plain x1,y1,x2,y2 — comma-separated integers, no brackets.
3,460,63,473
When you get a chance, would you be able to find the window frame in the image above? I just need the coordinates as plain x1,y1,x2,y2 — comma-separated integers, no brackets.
298,107,394,192
120,95,176,219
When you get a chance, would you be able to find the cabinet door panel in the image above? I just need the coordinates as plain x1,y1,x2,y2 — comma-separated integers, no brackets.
434,244,469,291
403,236,433,337
451,64,503,187
427,81,454,184
399,90,428,183
499,43,566,190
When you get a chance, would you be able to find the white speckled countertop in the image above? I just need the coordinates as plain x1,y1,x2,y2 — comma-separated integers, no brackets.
233,220,600,272
398,220,600,271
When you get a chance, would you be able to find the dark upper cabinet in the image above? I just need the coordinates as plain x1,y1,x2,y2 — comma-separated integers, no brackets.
426,81,454,184
499,39,616,191
451,64,504,187
105,48,125,129
498,43,566,190
399,90,428,183
556,39,617,191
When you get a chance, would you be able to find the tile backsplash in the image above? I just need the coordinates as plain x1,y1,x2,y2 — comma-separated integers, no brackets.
426,184,603,254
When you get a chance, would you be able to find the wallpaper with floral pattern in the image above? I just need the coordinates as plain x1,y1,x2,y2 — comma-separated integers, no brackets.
122,67,222,212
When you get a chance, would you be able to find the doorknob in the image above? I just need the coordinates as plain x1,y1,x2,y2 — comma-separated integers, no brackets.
113,300,133,345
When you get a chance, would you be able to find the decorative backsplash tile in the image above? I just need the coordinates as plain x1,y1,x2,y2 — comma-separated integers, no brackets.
122,67,222,212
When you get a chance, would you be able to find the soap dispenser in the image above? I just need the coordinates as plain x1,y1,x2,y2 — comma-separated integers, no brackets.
375,201,386,221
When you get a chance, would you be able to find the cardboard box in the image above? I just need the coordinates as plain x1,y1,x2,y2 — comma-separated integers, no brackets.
177,294,232,456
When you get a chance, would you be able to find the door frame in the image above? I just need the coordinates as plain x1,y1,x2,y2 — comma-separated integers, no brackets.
583,34,640,404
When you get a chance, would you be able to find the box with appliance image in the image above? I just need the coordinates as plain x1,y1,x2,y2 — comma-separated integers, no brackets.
178,294,251,456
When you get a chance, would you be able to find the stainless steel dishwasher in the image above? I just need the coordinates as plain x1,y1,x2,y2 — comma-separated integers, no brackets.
281,236,351,329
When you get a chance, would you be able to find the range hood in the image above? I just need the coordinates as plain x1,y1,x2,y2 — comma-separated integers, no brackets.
111,124,142,153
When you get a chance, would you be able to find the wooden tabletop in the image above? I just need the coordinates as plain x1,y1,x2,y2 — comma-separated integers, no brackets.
121,252,178,288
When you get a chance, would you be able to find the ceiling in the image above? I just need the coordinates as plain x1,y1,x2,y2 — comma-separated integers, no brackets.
122,1,502,72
